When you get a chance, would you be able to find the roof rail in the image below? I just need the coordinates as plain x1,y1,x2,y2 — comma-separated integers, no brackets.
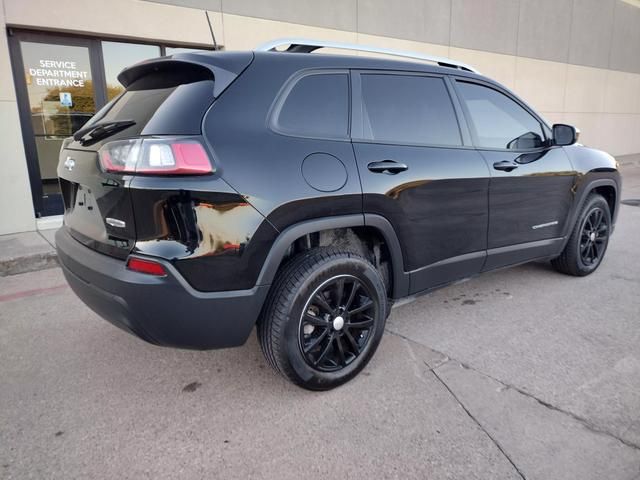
255,38,479,73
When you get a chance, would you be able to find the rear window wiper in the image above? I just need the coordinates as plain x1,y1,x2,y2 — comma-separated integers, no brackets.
73,120,136,146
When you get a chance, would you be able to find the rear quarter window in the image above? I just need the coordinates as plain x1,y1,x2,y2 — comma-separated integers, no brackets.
272,72,349,139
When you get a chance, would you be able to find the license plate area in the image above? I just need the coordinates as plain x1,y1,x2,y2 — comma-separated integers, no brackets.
58,149,136,258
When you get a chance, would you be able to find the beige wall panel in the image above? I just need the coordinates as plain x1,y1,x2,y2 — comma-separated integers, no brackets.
0,0,17,102
559,112,640,156
539,112,565,127
604,70,640,114
596,114,639,156
207,11,225,47
355,33,449,61
222,14,357,51
513,57,567,113
449,47,516,89
1,0,35,233
563,112,602,149
0,100,36,234
4,0,215,46
564,64,607,113
627,115,640,154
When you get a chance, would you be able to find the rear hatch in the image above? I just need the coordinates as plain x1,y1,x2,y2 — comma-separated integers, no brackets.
57,52,253,259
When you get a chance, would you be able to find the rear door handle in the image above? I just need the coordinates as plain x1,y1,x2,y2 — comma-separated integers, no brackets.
367,160,408,174
493,160,519,172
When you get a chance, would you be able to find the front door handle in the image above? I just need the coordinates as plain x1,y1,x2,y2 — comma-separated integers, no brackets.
493,160,519,172
367,160,408,175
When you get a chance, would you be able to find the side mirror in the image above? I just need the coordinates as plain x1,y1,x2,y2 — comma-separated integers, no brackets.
552,124,578,146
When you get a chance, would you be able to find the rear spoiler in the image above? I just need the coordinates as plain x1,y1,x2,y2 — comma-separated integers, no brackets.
117,51,254,98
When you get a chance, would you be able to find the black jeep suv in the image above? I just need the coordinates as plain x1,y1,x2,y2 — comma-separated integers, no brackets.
56,39,620,390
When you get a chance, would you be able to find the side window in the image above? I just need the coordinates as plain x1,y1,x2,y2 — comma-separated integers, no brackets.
359,74,461,146
275,73,349,138
456,81,545,150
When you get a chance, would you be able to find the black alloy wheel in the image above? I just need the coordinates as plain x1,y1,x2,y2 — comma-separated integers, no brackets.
579,207,609,266
299,275,376,372
258,247,388,390
552,193,611,276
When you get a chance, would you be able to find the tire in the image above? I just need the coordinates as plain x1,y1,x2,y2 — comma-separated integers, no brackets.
257,247,388,390
551,193,611,276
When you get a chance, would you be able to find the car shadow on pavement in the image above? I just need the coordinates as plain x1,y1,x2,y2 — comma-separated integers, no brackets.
81,259,559,397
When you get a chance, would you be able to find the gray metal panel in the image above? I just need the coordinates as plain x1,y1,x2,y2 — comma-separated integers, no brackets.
568,0,616,69
356,0,451,46
517,0,572,63
450,0,520,55
609,0,640,73
221,0,358,31
142,0,221,10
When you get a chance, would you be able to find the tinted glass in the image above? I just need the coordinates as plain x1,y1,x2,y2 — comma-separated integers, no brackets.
276,73,349,138
360,74,461,146
102,41,161,100
20,41,97,213
457,81,544,150
74,73,215,148
21,42,96,138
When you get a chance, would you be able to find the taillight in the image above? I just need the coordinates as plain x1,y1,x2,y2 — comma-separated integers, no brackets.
99,138,213,175
126,257,167,276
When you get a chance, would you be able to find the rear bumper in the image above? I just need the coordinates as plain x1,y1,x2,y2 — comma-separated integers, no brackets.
55,227,269,350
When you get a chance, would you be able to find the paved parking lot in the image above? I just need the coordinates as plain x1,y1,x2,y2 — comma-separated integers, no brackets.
2,162,640,480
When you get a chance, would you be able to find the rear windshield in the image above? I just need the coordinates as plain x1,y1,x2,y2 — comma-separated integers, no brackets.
100,79,215,136
68,69,215,149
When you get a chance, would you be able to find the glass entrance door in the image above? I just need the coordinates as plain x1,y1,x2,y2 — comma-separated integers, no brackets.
9,30,212,219
10,32,105,217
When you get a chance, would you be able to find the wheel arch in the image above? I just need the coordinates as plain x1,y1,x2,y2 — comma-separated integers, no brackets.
255,214,409,299
591,183,617,223
563,177,619,242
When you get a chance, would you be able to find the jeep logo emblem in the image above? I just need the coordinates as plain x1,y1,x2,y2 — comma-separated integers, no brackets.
64,157,75,171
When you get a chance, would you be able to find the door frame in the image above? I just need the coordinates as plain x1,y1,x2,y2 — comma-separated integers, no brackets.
448,75,575,268
349,68,491,293
7,29,108,217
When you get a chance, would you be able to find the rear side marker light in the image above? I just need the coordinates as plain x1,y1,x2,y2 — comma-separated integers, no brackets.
127,258,167,276
99,138,213,175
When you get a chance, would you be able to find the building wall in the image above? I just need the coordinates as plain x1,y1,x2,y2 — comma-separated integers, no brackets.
1,0,639,235
0,0,37,234
202,0,640,158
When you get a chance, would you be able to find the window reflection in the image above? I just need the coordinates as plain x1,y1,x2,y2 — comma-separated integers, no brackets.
19,41,98,215
102,41,161,100
21,42,96,138
457,81,545,150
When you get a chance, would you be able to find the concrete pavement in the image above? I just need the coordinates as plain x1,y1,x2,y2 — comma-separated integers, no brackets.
0,230,57,276
1,163,640,479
